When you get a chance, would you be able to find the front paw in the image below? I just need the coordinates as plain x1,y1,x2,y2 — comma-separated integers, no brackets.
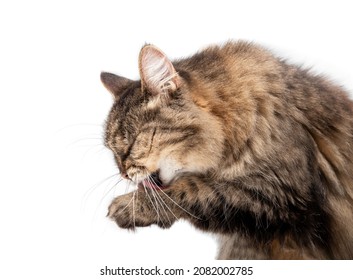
108,190,178,229
108,192,157,229
108,192,135,229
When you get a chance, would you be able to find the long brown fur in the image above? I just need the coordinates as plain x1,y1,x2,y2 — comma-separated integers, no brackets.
101,41,353,259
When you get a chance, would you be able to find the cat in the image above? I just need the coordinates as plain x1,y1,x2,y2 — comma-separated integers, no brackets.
100,41,353,259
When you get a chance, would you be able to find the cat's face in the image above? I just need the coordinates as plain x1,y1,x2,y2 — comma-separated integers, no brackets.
101,45,224,188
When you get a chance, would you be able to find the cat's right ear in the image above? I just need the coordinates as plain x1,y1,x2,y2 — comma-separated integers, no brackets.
139,45,180,96
100,72,132,99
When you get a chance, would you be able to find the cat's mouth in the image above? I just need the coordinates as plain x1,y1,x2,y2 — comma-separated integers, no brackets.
137,172,167,190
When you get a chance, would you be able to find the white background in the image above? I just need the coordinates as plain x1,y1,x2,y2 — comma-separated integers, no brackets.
1,0,353,279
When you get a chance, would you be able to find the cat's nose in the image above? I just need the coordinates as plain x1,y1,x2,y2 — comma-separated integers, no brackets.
121,172,130,180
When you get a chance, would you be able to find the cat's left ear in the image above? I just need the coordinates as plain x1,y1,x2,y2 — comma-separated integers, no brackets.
139,45,180,95
100,72,132,99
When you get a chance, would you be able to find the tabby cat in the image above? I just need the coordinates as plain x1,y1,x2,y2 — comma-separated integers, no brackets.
100,41,353,259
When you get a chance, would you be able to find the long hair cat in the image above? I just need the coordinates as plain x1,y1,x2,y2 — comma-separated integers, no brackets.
100,41,353,259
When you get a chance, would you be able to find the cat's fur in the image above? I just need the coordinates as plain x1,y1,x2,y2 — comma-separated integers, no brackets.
101,41,353,259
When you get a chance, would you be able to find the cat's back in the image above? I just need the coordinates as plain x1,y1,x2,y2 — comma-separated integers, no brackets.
174,41,281,83
175,40,353,139
178,41,353,259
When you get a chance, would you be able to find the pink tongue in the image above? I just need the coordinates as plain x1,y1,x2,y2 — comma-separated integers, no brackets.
138,178,168,190
139,179,159,189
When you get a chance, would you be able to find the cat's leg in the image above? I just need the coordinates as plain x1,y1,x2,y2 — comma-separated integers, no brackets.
108,174,330,259
108,174,256,231
216,233,318,259
108,190,177,229
217,233,268,259
107,175,217,230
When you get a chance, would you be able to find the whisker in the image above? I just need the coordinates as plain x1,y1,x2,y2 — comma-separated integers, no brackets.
125,178,134,194
151,188,178,224
81,145,109,161
148,176,179,223
119,192,136,213
147,183,165,227
66,136,104,150
150,188,172,227
98,177,123,207
93,177,124,219
82,173,120,204
144,176,172,227
55,123,103,134
132,191,136,229
139,174,162,224
149,176,203,221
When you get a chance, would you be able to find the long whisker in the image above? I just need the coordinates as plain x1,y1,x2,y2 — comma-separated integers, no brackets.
55,123,103,134
125,177,136,194
149,189,166,227
148,176,179,222
146,188,162,223
132,191,136,229
69,136,104,145
149,176,204,221
81,145,107,160
119,192,136,213
98,177,123,207
65,136,105,153
82,173,120,208
139,174,162,224
145,176,172,226
94,177,124,219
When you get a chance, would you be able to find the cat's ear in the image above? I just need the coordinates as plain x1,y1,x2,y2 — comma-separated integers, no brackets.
100,72,132,98
139,45,180,95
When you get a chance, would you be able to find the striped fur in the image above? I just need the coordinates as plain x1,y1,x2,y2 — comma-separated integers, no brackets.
101,41,353,259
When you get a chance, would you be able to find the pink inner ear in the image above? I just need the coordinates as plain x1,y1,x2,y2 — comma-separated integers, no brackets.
139,45,179,94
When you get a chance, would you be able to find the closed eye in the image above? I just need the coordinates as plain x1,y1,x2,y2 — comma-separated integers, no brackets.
121,133,139,162
147,127,157,156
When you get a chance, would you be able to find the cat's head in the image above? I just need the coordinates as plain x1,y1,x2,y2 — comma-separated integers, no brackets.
101,45,224,188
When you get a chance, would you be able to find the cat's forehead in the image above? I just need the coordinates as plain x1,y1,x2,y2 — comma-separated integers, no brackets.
107,81,151,129
116,81,143,106
108,82,143,117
